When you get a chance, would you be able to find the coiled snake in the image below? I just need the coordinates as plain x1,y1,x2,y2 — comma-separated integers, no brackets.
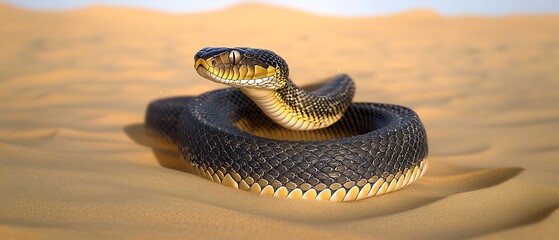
145,47,428,202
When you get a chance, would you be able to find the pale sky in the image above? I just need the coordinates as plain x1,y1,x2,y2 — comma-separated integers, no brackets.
2,0,558,16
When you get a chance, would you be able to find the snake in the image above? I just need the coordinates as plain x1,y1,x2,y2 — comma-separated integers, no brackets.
145,47,428,202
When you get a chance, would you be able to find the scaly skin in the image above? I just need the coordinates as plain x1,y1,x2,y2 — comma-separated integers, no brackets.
194,47,355,130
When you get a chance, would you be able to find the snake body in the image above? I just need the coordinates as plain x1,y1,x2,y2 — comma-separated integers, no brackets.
146,47,428,202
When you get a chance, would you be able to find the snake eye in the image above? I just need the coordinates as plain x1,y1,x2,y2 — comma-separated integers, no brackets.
229,50,241,65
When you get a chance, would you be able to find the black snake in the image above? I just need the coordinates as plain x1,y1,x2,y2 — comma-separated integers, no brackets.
145,47,428,202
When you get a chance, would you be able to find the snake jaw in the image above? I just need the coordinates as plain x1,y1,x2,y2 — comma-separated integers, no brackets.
197,66,276,89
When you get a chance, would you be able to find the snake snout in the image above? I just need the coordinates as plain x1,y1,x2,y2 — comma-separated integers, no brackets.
194,58,210,70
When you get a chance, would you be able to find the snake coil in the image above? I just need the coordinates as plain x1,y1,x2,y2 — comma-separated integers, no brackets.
146,47,428,202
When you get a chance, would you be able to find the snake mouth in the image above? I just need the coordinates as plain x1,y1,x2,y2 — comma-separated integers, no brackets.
195,62,274,87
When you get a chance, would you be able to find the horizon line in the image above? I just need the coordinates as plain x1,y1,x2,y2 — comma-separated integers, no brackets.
1,1,559,17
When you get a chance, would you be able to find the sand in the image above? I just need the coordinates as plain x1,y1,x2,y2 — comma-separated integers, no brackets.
1,3,559,239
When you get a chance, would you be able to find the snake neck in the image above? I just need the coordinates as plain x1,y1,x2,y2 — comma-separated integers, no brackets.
240,76,355,131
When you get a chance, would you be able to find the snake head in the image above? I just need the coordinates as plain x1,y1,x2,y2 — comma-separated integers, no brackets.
194,47,288,90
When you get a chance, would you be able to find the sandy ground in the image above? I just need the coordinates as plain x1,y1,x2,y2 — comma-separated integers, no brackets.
1,3,559,239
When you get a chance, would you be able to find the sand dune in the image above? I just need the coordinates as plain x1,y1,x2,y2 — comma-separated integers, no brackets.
1,3,558,239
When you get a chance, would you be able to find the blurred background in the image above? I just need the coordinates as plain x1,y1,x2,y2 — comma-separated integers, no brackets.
2,0,559,16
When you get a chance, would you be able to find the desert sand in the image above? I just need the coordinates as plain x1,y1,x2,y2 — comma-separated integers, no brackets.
1,3,559,239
